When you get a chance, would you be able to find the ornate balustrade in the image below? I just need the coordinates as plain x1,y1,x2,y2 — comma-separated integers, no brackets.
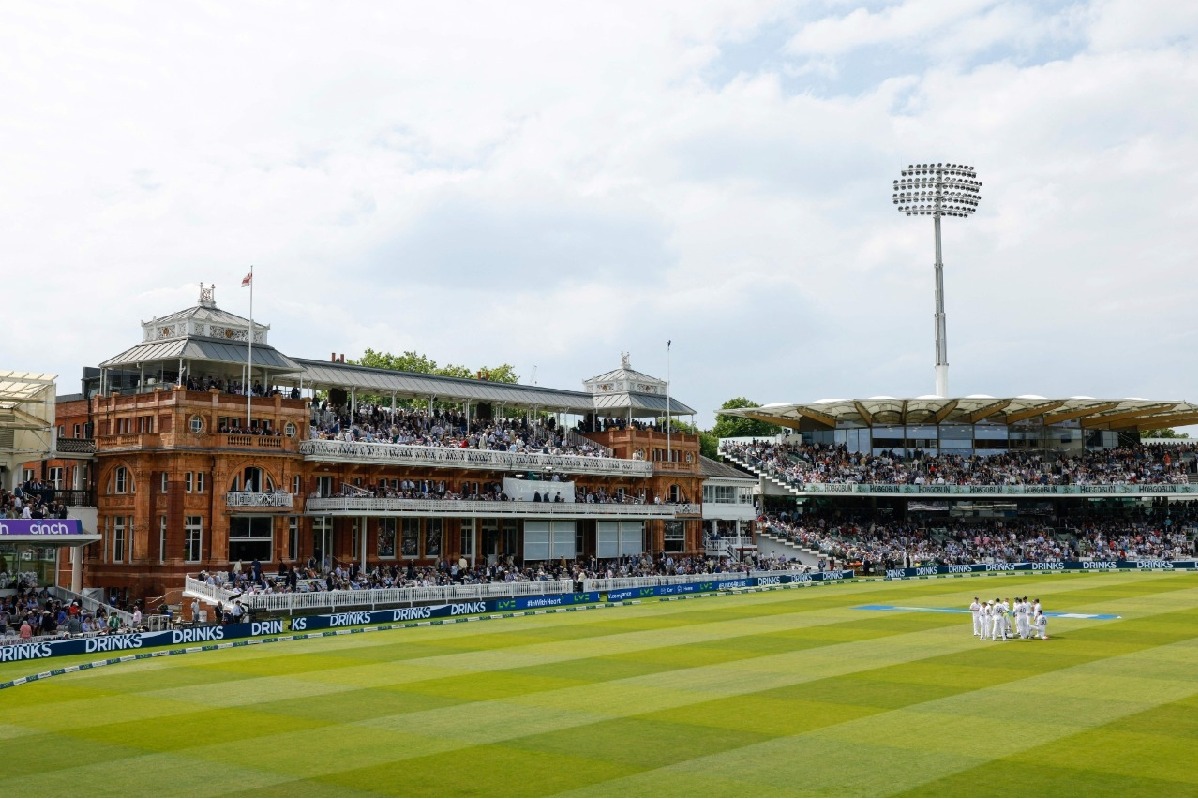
226,491,295,509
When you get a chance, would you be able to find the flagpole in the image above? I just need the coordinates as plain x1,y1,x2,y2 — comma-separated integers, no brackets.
665,339,671,468
246,265,253,429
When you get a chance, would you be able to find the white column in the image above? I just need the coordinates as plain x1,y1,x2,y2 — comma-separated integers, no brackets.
360,516,368,572
71,545,83,594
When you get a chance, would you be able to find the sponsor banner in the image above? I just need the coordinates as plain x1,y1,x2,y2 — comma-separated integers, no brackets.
0,620,284,664
288,593,602,631
0,519,82,537
516,592,600,610
605,572,854,601
883,559,1198,580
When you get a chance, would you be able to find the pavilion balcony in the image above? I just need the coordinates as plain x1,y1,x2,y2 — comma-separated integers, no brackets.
303,496,694,519
226,491,296,510
299,438,654,477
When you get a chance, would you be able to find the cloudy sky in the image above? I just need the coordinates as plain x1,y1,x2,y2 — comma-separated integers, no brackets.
2,1,1196,426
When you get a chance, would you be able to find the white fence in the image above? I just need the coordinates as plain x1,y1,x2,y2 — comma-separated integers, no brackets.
304,496,694,518
184,576,576,614
301,438,652,477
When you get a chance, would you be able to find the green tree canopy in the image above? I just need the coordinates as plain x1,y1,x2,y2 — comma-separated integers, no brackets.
659,418,719,459
351,348,518,383
711,397,783,440
1142,428,1190,439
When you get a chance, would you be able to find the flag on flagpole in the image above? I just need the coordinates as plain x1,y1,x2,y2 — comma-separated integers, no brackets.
241,271,253,287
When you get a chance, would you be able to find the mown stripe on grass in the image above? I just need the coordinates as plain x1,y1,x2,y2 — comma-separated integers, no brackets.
565,628,1198,797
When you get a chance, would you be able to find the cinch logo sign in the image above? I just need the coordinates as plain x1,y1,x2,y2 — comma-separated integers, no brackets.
0,520,82,536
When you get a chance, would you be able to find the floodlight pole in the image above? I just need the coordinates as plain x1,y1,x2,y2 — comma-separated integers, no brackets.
933,213,948,398
892,163,981,398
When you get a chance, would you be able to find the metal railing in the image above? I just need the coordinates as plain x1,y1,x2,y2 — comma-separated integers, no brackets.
47,586,135,625
303,496,694,518
300,438,652,477
183,576,576,614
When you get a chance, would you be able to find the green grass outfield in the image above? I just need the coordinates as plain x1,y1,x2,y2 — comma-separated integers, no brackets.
3,570,1197,797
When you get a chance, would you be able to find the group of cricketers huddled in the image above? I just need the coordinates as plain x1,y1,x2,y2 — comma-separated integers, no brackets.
969,596,1048,640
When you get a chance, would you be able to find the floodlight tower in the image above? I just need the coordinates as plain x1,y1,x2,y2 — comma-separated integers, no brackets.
892,163,982,397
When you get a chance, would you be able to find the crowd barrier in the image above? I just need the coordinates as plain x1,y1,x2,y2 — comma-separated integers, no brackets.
882,559,1198,580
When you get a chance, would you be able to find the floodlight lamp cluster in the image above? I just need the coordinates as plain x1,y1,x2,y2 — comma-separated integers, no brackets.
892,162,982,218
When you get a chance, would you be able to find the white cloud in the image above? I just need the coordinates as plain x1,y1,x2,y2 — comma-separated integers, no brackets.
0,1,1196,425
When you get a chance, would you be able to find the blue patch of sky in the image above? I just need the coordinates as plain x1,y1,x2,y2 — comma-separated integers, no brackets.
703,0,1089,101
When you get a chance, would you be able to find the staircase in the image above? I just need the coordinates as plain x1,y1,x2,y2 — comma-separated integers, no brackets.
720,448,805,496
755,527,823,567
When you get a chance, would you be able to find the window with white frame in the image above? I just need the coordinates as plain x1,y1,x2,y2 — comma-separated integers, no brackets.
161,472,169,493
112,517,128,563
459,519,474,561
292,475,302,495
185,516,203,562
112,466,131,494
288,517,299,561
196,472,205,493
48,467,63,490
159,516,167,563
663,521,685,552
377,518,397,559
185,472,194,492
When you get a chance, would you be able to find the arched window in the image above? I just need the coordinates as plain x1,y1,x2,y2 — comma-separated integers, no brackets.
111,466,132,494
234,466,273,493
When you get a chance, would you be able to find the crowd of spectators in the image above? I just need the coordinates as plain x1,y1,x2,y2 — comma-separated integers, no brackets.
332,481,650,505
0,575,140,643
1,480,71,520
183,374,301,400
309,402,612,459
724,441,1196,488
197,548,807,602
761,504,1197,570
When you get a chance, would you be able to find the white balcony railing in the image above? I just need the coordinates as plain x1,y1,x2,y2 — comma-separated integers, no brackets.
304,496,697,519
226,491,295,509
300,438,652,477
184,577,578,614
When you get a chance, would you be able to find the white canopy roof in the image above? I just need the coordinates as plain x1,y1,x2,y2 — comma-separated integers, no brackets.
719,396,1198,431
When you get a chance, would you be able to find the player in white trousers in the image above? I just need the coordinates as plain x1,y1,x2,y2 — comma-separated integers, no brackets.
1015,597,1029,639
970,597,982,637
990,598,1008,640
1028,609,1048,640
